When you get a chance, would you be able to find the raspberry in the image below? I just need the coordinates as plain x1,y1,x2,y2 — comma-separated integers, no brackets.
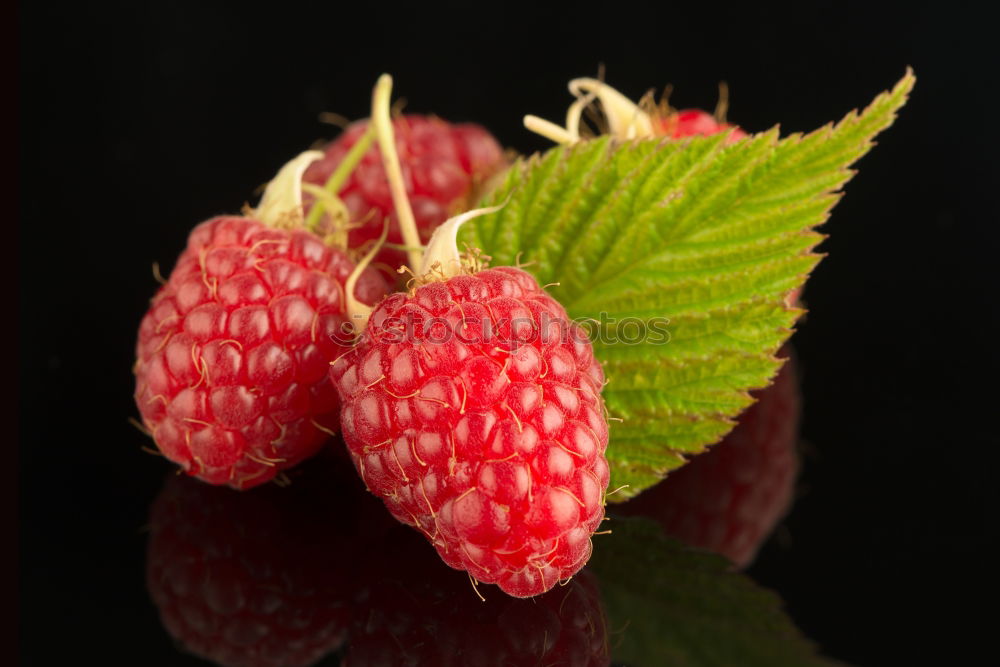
656,108,749,142
619,351,800,568
524,77,749,145
145,458,364,667
134,215,388,489
303,115,506,271
345,526,609,666
331,266,610,598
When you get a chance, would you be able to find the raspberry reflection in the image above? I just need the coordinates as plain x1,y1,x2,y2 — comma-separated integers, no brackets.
619,348,801,569
145,455,609,666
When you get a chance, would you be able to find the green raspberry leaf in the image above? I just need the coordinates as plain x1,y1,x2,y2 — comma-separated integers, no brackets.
589,517,839,665
463,71,914,500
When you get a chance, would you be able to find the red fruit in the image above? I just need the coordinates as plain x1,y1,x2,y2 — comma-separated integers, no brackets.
134,215,388,489
345,526,609,666
619,352,800,568
656,108,749,143
302,115,507,270
145,459,367,667
330,267,610,597
524,78,750,147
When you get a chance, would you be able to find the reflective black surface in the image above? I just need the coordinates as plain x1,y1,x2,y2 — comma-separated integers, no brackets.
146,459,612,666
20,2,995,664
136,444,836,666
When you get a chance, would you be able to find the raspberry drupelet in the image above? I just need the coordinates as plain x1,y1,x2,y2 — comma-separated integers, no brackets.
331,266,610,598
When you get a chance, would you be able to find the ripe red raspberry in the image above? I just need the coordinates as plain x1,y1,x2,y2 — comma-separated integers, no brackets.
134,215,388,489
619,352,800,568
330,266,610,598
146,459,364,667
345,526,609,666
656,108,749,142
524,77,749,146
302,115,507,270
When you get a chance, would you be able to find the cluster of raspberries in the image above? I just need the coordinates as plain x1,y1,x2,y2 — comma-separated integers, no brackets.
134,80,790,604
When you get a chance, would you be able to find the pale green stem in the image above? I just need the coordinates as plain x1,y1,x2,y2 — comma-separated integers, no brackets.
303,124,376,230
344,220,389,333
371,74,423,270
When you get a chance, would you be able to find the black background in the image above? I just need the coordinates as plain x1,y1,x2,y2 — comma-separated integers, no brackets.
19,2,997,665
